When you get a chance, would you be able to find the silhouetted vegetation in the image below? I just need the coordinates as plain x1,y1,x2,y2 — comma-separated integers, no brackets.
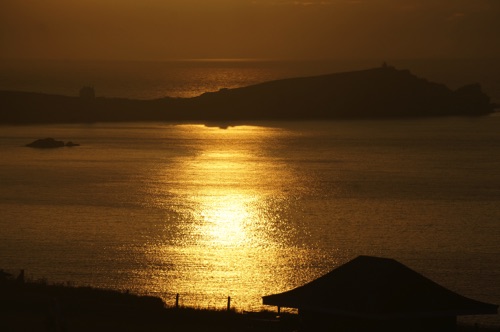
1,270,498,332
0,271,296,332
0,66,496,124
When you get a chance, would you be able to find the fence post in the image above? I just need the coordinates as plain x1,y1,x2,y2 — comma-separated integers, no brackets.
175,293,179,309
227,296,231,312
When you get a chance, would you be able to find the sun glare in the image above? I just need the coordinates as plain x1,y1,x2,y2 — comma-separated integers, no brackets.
199,193,254,247
140,124,306,309
189,127,265,248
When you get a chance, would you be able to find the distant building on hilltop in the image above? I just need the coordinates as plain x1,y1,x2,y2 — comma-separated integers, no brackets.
381,61,394,70
79,86,95,100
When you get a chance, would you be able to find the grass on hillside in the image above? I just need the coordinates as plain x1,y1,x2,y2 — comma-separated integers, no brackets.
1,270,497,332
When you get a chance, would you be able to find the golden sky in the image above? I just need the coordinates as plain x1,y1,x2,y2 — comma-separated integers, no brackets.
1,0,499,60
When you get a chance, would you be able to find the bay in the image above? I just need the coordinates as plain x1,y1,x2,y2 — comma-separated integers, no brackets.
1,117,499,326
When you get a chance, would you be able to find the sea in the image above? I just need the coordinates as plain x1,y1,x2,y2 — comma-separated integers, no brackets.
0,59,499,326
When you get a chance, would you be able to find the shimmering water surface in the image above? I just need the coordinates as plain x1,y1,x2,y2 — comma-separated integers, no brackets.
1,118,499,325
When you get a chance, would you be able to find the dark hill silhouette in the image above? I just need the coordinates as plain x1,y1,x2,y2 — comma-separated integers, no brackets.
190,65,494,120
0,66,495,124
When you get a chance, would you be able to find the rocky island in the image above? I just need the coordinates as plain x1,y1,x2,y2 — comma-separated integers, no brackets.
26,138,80,148
1,65,496,124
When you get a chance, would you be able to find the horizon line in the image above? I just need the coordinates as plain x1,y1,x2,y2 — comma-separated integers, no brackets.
2,56,500,63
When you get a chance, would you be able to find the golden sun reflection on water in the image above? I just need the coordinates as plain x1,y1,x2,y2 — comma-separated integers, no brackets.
200,194,253,247
143,125,307,310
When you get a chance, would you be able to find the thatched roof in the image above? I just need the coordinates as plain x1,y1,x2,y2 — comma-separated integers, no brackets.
262,256,498,319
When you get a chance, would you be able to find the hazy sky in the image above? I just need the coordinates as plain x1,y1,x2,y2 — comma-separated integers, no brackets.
1,0,499,61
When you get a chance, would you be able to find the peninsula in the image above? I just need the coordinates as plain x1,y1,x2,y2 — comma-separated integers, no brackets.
0,65,496,124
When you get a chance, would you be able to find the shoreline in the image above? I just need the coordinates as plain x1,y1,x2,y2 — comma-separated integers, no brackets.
1,66,496,124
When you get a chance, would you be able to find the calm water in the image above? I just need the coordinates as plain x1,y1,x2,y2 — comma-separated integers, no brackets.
1,59,500,325
1,118,499,325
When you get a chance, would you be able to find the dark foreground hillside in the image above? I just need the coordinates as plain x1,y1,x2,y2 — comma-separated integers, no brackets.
1,274,498,332
1,274,296,332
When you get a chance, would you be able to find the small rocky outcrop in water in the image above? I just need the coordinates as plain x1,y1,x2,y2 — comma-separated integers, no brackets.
26,137,79,148
65,141,80,147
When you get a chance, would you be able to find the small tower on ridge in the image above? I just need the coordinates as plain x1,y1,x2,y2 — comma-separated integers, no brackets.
79,86,95,100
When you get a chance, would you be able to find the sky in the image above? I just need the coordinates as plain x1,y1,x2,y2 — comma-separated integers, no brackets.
1,0,500,61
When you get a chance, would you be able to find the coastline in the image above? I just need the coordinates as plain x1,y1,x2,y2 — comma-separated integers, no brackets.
1,66,496,124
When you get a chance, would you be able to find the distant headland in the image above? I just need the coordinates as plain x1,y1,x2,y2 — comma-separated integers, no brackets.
0,65,496,124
